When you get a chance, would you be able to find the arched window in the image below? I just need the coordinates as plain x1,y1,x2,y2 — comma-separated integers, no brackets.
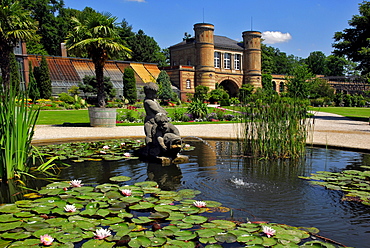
186,79,191,89
272,81,276,91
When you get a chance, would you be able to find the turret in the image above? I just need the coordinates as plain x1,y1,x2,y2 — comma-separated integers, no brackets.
242,31,262,88
194,23,216,89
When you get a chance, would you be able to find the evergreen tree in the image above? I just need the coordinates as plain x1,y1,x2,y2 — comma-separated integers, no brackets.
34,56,52,99
157,70,173,102
27,61,40,101
122,67,137,104
9,52,20,91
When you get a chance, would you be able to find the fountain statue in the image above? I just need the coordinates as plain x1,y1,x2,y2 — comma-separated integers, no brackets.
135,82,187,164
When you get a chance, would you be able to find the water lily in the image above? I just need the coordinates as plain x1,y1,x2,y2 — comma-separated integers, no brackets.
99,151,107,154
40,234,54,245
262,226,276,238
121,189,132,196
184,144,190,148
193,201,207,208
124,152,131,157
94,228,111,239
64,204,77,212
103,145,110,149
70,179,82,187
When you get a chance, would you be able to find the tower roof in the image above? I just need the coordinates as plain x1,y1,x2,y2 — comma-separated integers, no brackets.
170,35,244,51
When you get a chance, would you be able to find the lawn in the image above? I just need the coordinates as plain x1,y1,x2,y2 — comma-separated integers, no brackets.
309,107,370,122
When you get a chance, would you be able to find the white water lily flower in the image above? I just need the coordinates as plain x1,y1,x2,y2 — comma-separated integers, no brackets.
121,189,132,196
124,153,131,157
94,228,111,239
70,180,82,187
193,201,207,208
102,145,110,149
262,226,276,238
64,204,77,212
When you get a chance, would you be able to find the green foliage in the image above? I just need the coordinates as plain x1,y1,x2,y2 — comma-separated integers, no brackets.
157,70,173,102
79,75,116,104
209,87,229,105
0,86,39,179
333,1,370,75
34,56,52,99
261,44,300,74
122,67,137,104
0,0,38,88
127,29,166,65
27,61,40,102
309,78,334,100
68,85,80,96
238,96,310,159
0,176,333,247
187,99,208,119
238,84,254,103
193,85,209,102
58,92,74,103
285,64,314,99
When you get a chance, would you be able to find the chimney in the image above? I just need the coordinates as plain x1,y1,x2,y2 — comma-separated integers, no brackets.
61,43,67,57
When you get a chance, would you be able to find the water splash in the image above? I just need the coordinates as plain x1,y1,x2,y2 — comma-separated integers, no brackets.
181,136,217,154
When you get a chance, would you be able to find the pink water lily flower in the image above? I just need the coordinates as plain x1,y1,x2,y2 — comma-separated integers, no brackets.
124,153,131,157
262,226,276,238
70,180,82,187
121,189,132,196
94,228,111,239
40,234,54,245
102,145,110,149
64,204,76,212
193,201,207,208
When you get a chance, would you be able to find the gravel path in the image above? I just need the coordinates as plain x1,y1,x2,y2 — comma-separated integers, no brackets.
32,112,370,152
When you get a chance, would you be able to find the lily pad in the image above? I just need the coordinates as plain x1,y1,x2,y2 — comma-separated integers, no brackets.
109,176,131,182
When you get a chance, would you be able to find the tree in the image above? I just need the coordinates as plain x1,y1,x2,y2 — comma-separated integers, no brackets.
305,51,327,75
0,0,38,89
285,64,314,99
79,75,116,103
193,85,209,102
34,56,52,99
65,8,131,107
20,0,73,56
309,78,335,99
333,1,370,75
122,67,137,104
127,29,166,65
27,61,40,101
157,70,173,102
325,55,348,76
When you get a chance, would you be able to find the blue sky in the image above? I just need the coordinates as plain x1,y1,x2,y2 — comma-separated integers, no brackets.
63,0,361,58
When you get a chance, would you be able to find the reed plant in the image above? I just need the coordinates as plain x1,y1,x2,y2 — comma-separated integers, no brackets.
0,86,39,180
237,96,310,159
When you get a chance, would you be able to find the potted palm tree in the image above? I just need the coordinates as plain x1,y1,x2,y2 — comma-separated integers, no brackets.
65,9,131,127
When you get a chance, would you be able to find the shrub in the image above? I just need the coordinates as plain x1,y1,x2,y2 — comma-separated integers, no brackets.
58,92,75,103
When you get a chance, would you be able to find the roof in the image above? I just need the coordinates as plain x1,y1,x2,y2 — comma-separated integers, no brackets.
170,35,244,51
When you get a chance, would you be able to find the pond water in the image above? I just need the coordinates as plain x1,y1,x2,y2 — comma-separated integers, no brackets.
51,140,370,248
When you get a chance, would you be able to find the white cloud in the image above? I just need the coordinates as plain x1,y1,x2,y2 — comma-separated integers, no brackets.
262,31,292,44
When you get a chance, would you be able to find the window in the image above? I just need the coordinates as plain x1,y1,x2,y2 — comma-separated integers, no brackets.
234,54,241,70
279,82,284,92
214,52,220,68
186,79,191,89
224,53,231,69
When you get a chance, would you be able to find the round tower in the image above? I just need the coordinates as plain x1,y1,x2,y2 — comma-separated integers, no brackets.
242,31,262,89
194,23,216,89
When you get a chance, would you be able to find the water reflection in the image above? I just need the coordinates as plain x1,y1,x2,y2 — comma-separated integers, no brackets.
1,140,369,247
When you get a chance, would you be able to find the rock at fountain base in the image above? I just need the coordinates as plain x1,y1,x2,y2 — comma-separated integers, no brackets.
156,154,189,166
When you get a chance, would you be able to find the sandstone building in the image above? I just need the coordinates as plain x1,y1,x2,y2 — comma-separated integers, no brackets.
164,23,262,101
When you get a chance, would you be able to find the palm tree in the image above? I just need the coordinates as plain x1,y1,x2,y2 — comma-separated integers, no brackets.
0,0,38,89
65,9,131,107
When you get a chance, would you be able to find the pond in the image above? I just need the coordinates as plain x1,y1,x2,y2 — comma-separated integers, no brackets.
49,140,370,248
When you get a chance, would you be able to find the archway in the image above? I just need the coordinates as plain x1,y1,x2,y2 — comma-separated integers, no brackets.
219,80,239,98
